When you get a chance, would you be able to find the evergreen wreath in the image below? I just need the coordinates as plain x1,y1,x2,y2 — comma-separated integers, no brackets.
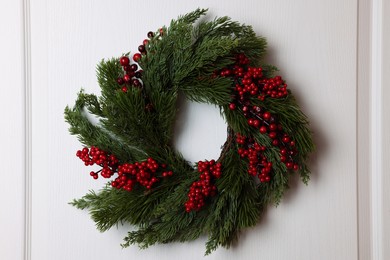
65,9,314,255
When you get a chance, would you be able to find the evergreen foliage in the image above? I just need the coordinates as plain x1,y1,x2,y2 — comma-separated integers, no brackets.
65,8,314,254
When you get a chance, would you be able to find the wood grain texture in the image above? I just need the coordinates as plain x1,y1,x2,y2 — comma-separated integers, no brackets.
0,0,26,260
29,0,361,259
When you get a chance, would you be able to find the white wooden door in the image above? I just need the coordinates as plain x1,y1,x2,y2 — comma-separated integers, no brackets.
1,0,389,259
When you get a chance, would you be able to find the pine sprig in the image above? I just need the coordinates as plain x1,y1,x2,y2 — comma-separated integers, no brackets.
64,93,143,162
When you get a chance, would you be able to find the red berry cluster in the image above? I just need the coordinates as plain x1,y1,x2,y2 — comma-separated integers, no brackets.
184,160,222,212
116,29,164,93
220,54,300,178
218,54,288,105
135,31,154,57
257,76,288,100
76,147,173,190
236,126,299,182
116,56,143,92
236,134,273,182
246,105,299,170
112,158,173,191
76,146,119,179
132,29,163,61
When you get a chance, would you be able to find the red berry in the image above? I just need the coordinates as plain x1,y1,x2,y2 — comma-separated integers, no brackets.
130,64,138,71
120,56,130,66
133,53,142,62
132,79,141,87
138,45,146,53
126,70,135,78
269,132,277,139
286,162,293,169
259,126,267,134
263,112,271,120
269,123,277,131
123,74,131,83
229,103,236,110
117,77,125,85
147,31,154,38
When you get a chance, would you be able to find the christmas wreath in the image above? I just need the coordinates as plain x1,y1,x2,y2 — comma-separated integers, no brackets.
65,9,314,255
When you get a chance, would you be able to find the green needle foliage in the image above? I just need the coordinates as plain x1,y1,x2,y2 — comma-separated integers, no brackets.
65,8,314,255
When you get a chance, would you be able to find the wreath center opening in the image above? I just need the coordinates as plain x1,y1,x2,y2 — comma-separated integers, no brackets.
173,96,227,165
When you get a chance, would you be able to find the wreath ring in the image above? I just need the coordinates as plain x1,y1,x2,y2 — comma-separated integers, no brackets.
65,9,314,255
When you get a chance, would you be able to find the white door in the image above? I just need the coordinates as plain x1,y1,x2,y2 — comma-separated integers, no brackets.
1,0,389,259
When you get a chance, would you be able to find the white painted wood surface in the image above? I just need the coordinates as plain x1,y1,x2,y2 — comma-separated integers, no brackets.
1,0,389,259
380,0,390,258
371,0,384,259
357,0,372,259
0,0,27,259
